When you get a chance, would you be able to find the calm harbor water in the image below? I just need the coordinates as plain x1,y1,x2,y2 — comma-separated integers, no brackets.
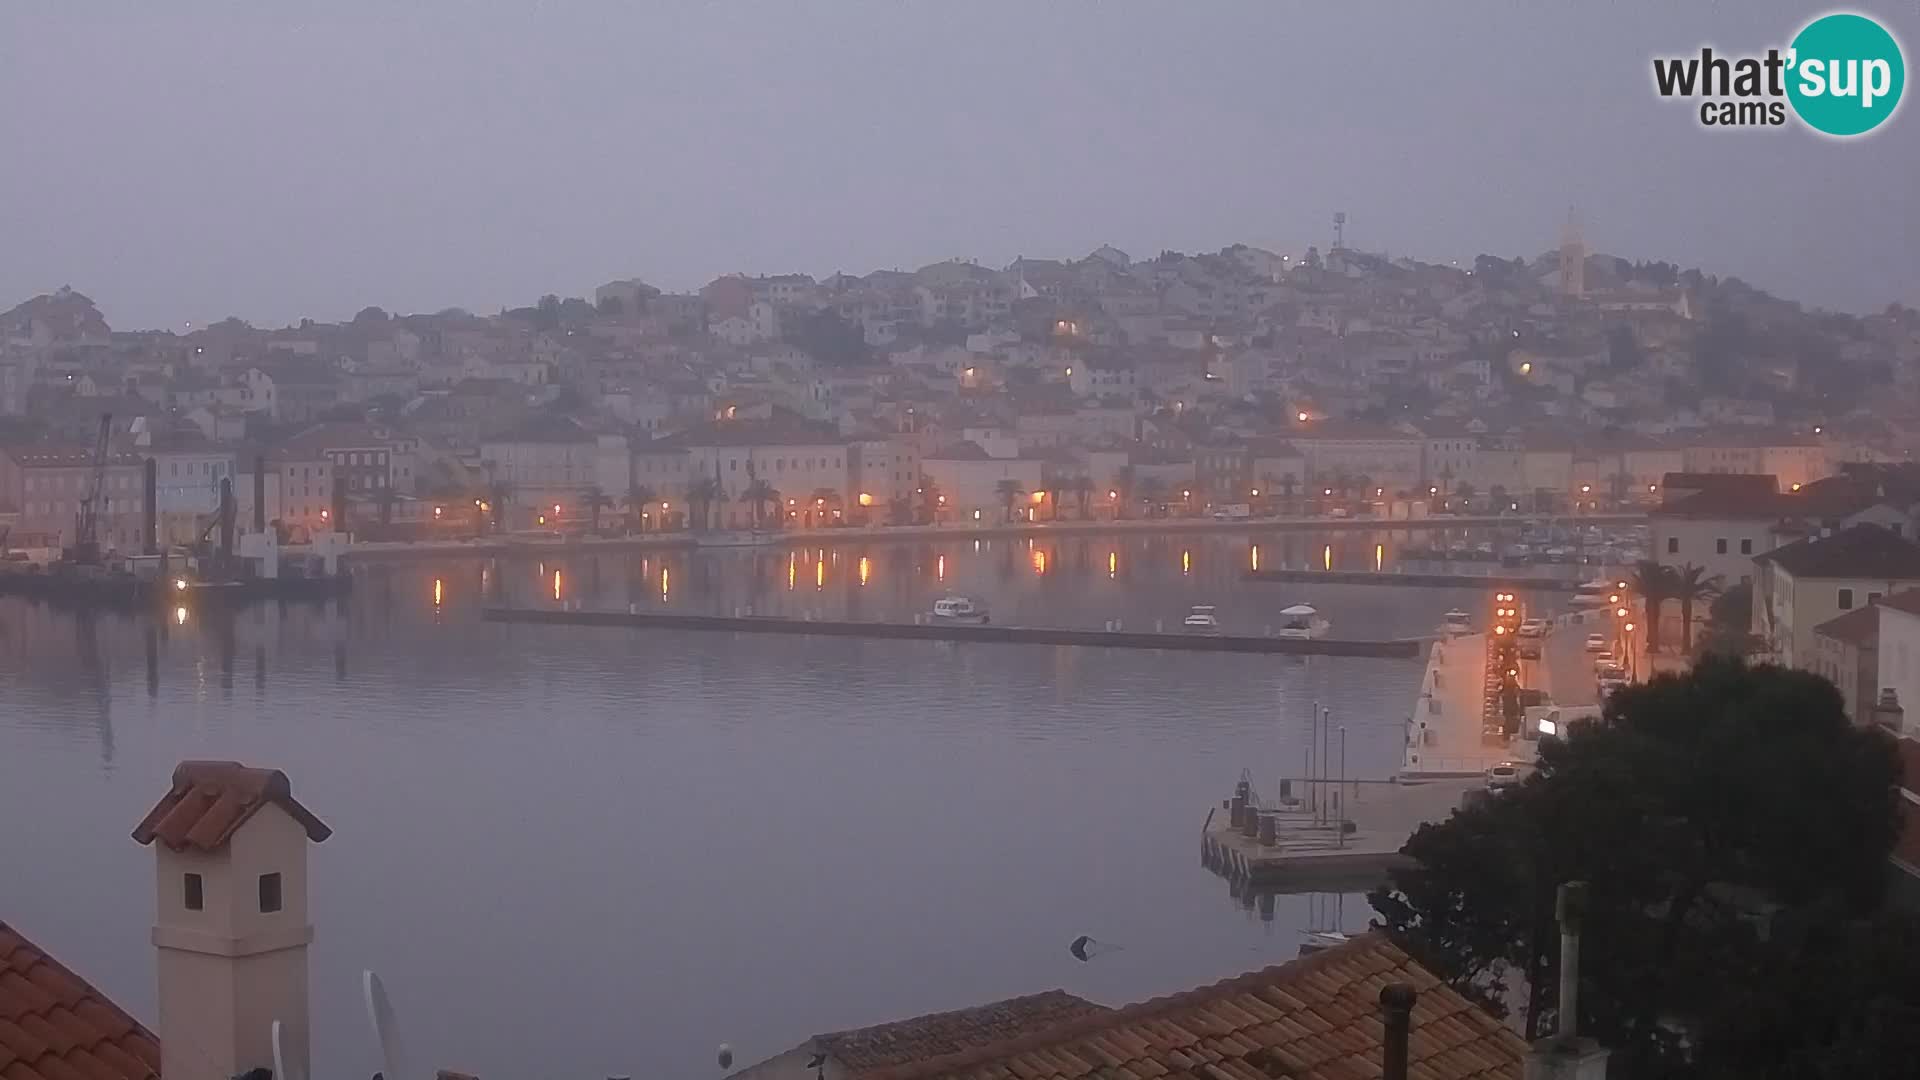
0,525,1525,1080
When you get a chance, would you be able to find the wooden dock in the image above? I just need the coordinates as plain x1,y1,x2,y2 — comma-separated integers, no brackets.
483,607,1426,658
1200,777,1477,892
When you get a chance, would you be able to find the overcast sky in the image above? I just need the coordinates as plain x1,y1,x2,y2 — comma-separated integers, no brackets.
1,2,1913,329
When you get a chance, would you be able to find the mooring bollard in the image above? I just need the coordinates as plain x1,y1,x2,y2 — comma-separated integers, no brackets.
1240,808,1260,839
1258,812,1277,846
1229,794,1247,828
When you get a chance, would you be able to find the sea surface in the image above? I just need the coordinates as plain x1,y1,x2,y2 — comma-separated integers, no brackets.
0,524,1534,1079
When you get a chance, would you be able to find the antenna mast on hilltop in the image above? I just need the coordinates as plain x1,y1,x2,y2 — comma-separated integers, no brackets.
1332,211,1347,251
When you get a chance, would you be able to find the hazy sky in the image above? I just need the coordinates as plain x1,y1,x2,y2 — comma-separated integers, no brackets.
2,2,1914,329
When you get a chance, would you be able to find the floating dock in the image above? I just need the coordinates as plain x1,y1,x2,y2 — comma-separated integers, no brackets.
483,607,1426,658
1199,777,1477,892
1245,568,1582,590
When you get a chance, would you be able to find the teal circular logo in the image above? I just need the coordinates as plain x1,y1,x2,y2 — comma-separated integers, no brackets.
1787,13,1905,136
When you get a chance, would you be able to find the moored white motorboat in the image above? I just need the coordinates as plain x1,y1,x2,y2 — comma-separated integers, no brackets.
931,595,989,622
1182,605,1220,632
1276,603,1330,639
1440,608,1473,636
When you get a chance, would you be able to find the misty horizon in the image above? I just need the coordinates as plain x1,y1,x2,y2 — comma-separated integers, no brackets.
2,2,1916,328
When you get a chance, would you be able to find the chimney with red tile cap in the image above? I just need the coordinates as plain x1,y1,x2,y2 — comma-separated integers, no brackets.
133,761,332,1080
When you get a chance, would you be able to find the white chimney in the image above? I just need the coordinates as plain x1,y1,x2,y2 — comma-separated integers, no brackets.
1524,881,1610,1080
132,761,332,1080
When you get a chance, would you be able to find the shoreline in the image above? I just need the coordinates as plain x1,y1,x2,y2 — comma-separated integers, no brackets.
339,511,1649,563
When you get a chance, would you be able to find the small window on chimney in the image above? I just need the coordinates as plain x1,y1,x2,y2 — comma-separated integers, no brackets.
184,873,204,911
258,872,283,914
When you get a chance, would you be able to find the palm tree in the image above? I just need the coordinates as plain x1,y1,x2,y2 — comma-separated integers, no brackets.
919,479,943,524
1453,481,1475,512
1489,484,1509,513
742,478,779,530
1045,480,1067,522
582,485,613,534
624,484,657,534
1276,472,1297,515
993,478,1026,523
1113,465,1134,520
1607,471,1632,509
486,480,513,533
1068,475,1094,520
1629,560,1677,654
1671,563,1722,653
1135,475,1166,519
686,476,723,532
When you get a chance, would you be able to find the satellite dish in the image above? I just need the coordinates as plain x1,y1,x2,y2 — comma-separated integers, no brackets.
271,1021,305,1080
364,970,413,1080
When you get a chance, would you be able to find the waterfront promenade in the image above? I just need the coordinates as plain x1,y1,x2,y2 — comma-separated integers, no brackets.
1401,631,1513,777
339,510,1648,562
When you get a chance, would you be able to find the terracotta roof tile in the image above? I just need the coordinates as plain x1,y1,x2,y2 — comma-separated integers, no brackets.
804,990,1109,1076
131,760,331,853
1755,524,1920,580
0,926,155,1080
862,935,1521,1080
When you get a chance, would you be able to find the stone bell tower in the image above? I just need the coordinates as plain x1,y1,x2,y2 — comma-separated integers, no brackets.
132,761,333,1080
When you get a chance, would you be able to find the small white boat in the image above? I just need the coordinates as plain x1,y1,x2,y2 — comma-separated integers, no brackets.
1441,608,1473,636
1298,930,1352,956
932,595,989,622
1276,603,1330,639
1569,579,1612,608
1183,605,1220,632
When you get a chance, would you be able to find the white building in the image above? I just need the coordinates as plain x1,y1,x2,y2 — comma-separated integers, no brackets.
921,441,1045,524
1753,524,1920,668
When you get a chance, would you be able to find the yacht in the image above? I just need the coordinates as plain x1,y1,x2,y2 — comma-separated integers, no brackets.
1182,605,1220,632
1276,603,1330,639
931,595,989,622
1441,608,1473,636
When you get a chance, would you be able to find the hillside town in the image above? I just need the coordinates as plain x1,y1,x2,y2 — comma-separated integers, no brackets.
4,228,1919,556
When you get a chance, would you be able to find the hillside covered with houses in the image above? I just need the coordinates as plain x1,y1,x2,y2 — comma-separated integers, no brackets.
2,237,1918,549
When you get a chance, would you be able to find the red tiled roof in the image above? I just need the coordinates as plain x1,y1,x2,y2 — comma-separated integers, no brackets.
866,934,1522,1080
0,922,160,1080
1879,590,1920,619
1811,603,1882,647
807,991,1109,1076
1755,524,1920,580
131,761,332,853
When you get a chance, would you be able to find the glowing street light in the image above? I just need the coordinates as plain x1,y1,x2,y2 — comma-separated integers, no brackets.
1616,607,1629,618
1297,411,1309,422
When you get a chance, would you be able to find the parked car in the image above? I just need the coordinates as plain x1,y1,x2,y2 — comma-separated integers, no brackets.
1486,762,1525,791
1584,633,1606,652
1518,618,1547,638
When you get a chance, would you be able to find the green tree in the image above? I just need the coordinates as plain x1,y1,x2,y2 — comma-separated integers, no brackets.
1276,471,1297,514
686,476,723,532
581,485,613,533
918,480,943,524
624,484,657,534
742,479,779,530
1134,475,1165,519
1371,658,1906,1076
1453,481,1476,511
486,480,513,533
887,495,913,526
1068,475,1093,520
1629,559,1677,654
994,478,1025,523
1671,563,1722,653
1696,581,1761,659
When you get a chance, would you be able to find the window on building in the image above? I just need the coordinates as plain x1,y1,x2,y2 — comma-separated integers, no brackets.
1715,538,1728,554
258,872,283,913
1740,539,1753,555
184,872,204,911
1838,588,1854,610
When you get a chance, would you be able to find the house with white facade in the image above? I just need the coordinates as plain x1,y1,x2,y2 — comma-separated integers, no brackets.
1753,524,1920,668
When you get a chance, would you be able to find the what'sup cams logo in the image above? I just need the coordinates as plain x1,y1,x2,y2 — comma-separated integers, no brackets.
1652,11,1905,136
